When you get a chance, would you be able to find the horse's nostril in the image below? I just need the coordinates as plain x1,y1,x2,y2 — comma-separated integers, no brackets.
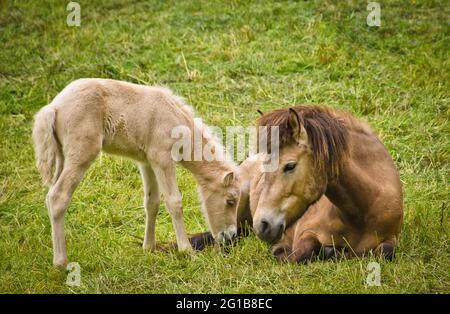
260,219,270,235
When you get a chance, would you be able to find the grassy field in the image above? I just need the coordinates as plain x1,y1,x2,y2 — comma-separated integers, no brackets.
0,0,449,293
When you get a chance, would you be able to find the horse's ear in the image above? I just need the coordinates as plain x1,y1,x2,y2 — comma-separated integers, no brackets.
288,108,307,144
256,109,264,116
223,171,235,187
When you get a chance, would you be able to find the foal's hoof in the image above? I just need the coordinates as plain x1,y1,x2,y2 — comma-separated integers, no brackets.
53,258,68,269
272,244,292,262
178,245,194,252
142,243,156,251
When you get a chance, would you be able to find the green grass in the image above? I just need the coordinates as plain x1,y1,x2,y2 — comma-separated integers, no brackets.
0,0,449,293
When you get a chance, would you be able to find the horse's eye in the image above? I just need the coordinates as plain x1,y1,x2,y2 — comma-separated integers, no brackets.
283,162,297,173
226,199,236,206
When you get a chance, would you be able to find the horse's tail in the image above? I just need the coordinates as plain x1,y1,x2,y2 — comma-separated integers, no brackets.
32,105,63,187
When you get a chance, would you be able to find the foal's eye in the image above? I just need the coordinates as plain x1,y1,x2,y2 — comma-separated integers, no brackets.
283,162,297,173
226,199,236,206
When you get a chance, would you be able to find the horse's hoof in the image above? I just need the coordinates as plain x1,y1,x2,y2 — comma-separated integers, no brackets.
272,244,292,262
376,242,395,261
190,233,215,251
323,246,337,260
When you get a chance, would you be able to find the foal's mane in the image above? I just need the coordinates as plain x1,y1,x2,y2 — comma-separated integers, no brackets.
258,105,360,179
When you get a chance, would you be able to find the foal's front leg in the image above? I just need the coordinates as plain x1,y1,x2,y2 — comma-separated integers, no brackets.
138,164,160,251
152,163,192,251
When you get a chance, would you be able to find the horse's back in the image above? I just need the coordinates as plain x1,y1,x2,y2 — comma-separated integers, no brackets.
348,126,403,222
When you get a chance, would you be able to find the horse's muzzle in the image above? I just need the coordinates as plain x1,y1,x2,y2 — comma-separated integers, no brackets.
254,218,285,244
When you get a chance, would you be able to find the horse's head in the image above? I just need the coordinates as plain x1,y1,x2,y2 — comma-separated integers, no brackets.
252,107,348,244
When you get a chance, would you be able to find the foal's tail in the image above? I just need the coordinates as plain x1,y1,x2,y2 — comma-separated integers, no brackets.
32,105,63,187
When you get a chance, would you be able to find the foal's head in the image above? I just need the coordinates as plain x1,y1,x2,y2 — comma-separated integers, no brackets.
200,170,240,243
252,106,349,243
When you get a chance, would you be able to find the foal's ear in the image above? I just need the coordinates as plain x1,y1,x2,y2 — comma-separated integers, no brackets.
288,108,307,145
223,171,235,187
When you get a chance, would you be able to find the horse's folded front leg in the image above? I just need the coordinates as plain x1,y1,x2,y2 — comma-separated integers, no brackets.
272,243,293,262
189,232,215,251
291,233,322,264
271,224,296,262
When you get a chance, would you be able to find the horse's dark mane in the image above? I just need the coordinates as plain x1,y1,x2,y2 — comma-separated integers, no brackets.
258,105,352,179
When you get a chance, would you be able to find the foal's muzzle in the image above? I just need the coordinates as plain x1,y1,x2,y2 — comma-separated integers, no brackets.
254,218,285,244
216,227,238,244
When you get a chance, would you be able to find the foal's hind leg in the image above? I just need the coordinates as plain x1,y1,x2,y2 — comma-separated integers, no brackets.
138,164,160,251
47,139,101,267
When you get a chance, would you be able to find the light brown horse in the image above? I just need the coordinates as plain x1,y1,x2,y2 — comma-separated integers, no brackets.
190,105,403,263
